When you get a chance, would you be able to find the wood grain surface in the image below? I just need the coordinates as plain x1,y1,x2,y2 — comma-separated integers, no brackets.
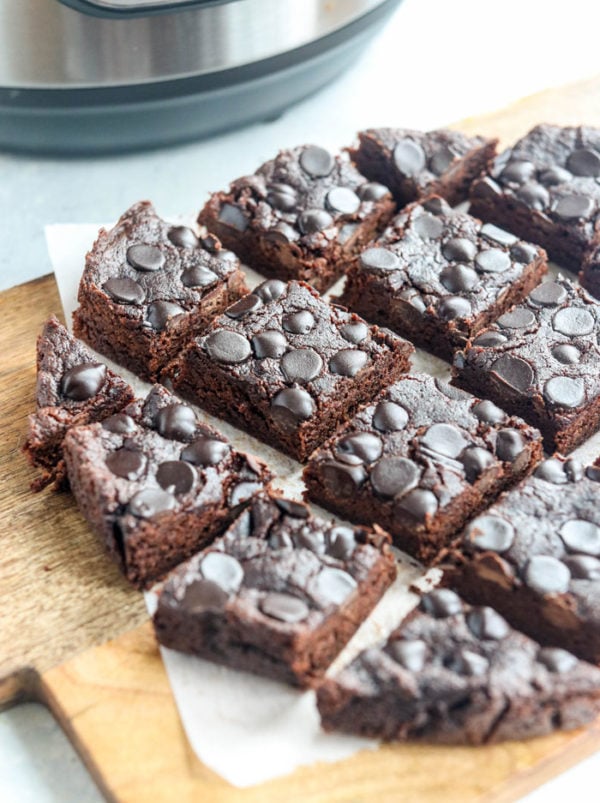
2,73,600,802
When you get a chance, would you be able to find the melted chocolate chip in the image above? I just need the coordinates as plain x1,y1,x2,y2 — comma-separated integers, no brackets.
155,403,197,440
429,145,456,175
461,446,495,483
442,237,478,262
543,377,585,408
372,401,409,432
559,519,600,556
327,526,357,560
271,387,315,429
360,247,400,272
552,307,595,336
420,423,468,459
168,226,199,249
205,330,251,364
563,554,600,580
370,457,420,498
389,639,427,672
156,460,196,494
566,148,600,177
335,432,383,465
495,429,525,462
260,592,309,623
61,363,107,401
539,166,572,185
554,195,595,220
314,566,357,605
538,647,578,673
340,321,368,344
326,187,361,214
529,282,568,307
475,249,511,274
440,264,479,293
535,458,570,484
182,578,229,611
181,436,230,466
552,344,580,364
226,294,263,319
472,400,505,424
146,300,185,331
102,413,137,434
437,296,472,320
254,279,287,303
524,555,571,595
103,277,146,305
480,224,518,247
467,515,515,552
500,160,535,185
320,461,366,497
229,481,263,506
128,487,177,517
218,203,248,231
282,310,315,334
516,182,550,211
329,349,368,377
201,551,244,594
420,589,462,618
299,145,334,177
181,265,219,288
412,213,444,239
473,331,508,347
127,244,165,272
267,182,298,211
251,330,288,359
298,208,334,235
466,608,509,640
396,488,438,521
491,355,534,392
497,307,536,329
281,348,323,383
275,498,309,519
105,448,146,480
393,139,426,176
447,649,488,677
358,181,389,201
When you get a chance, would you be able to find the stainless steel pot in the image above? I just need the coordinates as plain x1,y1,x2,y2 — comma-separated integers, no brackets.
0,0,402,153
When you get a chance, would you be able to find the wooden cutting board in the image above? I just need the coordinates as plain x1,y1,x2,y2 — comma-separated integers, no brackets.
3,74,600,803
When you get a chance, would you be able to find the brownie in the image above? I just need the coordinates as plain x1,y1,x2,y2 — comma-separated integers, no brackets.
317,589,600,744
580,240,600,299
470,124,600,274
340,196,547,361
164,279,413,462
63,384,272,589
349,127,497,208
453,276,600,454
73,201,248,382
23,316,135,491
197,145,395,293
303,373,542,563
440,457,600,664
153,492,397,687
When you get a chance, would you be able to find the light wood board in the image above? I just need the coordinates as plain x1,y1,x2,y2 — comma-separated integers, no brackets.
2,73,600,802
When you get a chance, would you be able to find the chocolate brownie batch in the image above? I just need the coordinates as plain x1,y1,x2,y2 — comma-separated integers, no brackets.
24,124,600,747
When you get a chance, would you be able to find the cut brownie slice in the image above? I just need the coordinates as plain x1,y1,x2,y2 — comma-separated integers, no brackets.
153,492,397,688
453,276,600,454
303,373,542,564
23,315,134,491
63,384,272,589
340,196,547,361
470,124,600,274
317,589,600,744
349,127,497,207
164,279,413,462
580,240,600,299
73,201,248,382
440,457,600,664
197,144,395,293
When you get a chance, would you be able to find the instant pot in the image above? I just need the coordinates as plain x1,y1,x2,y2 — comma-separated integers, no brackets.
0,0,403,153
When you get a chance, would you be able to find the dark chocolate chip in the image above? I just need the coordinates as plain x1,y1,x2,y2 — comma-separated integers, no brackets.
360,247,400,272
466,608,509,640
260,592,309,623
105,448,146,480
103,277,146,305
440,264,479,293
437,296,472,320
461,446,495,483
168,226,199,249
295,527,326,554
552,344,580,364
182,578,229,611
181,436,230,466
563,555,600,580
434,380,471,401
567,148,600,177
320,461,366,497
467,515,515,552
335,432,383,465
314,566,357,605
524,555,571,595
225,294,263,319
497,307,536,329
218,203,248,231
420,589,462,618
155,403,197,441
535,459,570,484
539,166,572,186
267,182,298,211
329,348,368,377
538,647,578,674
516,182,550,211
128,487,176,517
340,321,368,344
559,519,600,556
554,195,595,220
269,530,294,550
326,187,361,214
491,355,534,392
420,423,468,459
480,223,518,247
61,363,107,401
529,282,568,307
102,413,137,434
265,223,300,244
495,429,525,462
475,248,511,274
326,526,357,560
586,465,600,483
200,234,219,252
146,300,185,331
275,498,309,519
254,279,287,303
271,387,315,429
201,551,244,594
472,331,508,347
252,330,288,359
543,377,585,408
447,649,489,677
229,481,263,506
370,457,420,498
565,458,584,481
282,310,315,334
181,265,219,288
510,242,539,264
412,213,444,239
429,145,456,175
393,139,426,176
552,306,595,336
500,160,535,184
396,488,438,521
156,460,196,494
389,639,427,672
205,329,251,364
442,237,478,263
372,401,409,432
299,145,334,177
281,348,323,383
126,244,165,272
472,400,505,424
358,181,389,201
298,209,334,235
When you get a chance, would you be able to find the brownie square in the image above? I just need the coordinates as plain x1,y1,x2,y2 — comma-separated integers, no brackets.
73,201,248,382
453,276,600,454
63,384,272,589
470,124,600,274
23,316,135,491
580,240,600,299
317,588,600,744
441,457,600,664
303,373,542,563
197,144,395,293
164,279,413,462
349,127,497,207
340,196,547,361
153,492,397,688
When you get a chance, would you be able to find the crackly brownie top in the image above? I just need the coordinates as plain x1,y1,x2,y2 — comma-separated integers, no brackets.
475,124,600,232
457,457,600,624
66,384,270,534
158,492,393,631
186,279,410,431
82,201,241,332
307,373,540,524
35,315,131,411
211,144,391,248
325,588,600,737
455,277,600,415
353,196,544,324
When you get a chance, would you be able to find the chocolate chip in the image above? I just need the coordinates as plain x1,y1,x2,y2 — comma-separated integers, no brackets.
396,488,438,521
252,330,287,359
146,300,185,331
552,306,595,336
559,519,600,556
442,237,478,262
299,145,334,177
567,148,600,177
420,589,462,618
516,182,550,211
327,526,357,560
389,639,427,672
274,498,309,519
497,307,536,329
229,481,263,506
156,460,196,494
434,380,471,401
467,515,515,552
440,264,479,293
61,363,107,401
437,296,472,320
254,279,287,303
372,401,409,432
102,413,137,434
330,348,368,377
295,527,326,554
524,555,571,595
420,423,468,459
267,182,298,211
529,282,568,307
335,432,383,465
535,458,570,484
412,213,444,239
565,458,584,481
540,166,572,185
105,448,146,480
491,355,534,392
127,244,165,272
281,348,323,383
475,248,511,274
271,387,315,429
314,566,357,605
340,321,368,344
155,403,197,440
554,195,595,220
201,551,244,594
298,209,334,235
182,578,229,611
282,310,315,334
128,487,177,517
543,377,585,408
326,187,361,214
473,331,508,347
266,222,300,244
586,466,600,483
429,145,456,175
320,461,366,497
510,242,539,264
360,247,400,272
552,344,580,364
181,436,230,466
205,329,251,364
423,197,451,215
181,265,219,288
495,429,525,462
466,608,509,640
168,226,199,249
269,530,295,550
480,223,518,247
200,234,219,252
358,181,389,201
472,400,505,424
393,139,426,176
226,294,263,319
370,457,420,498
563,555,600,580
103,277,146,305
218,203,248,231
500,160,535,184
461,446,495,483
260,592,309,623
447,649,489,677
538,647,578,674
